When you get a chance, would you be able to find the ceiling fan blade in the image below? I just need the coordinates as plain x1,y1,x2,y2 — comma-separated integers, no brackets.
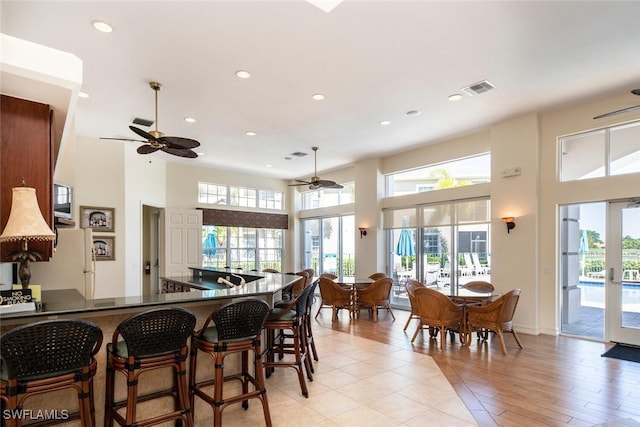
159,136,201,149
161,146,199,158
315,180,341,188
100,137,147,143
129,125,158,142
137,145,160,154
326,183,344,189
593,104,640,119
288,182,310,186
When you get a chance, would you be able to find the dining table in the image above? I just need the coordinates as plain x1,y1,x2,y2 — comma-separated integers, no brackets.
335,277,375,318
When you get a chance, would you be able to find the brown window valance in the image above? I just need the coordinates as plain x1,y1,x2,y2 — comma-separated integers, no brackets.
199,208,288,229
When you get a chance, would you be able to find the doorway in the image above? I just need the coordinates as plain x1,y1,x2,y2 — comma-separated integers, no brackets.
607,200,640,345
142,205,161,296
560,200,640,345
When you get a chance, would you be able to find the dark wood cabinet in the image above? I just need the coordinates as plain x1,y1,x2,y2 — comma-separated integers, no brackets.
0,95,54,262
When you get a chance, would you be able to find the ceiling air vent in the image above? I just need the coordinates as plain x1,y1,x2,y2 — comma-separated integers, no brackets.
290,151,307,157
461,80,495,96
132,117,154,127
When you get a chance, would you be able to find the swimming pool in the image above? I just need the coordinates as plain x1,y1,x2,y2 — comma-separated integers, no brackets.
579,281,640,311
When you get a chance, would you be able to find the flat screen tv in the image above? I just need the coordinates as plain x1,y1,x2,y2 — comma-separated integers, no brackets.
53,182,73,219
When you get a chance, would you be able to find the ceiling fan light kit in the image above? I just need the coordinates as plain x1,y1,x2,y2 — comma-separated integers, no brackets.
289,146,343,190
100,81,201,158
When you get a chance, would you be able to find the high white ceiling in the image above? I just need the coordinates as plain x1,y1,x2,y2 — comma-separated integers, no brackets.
2,1,639,181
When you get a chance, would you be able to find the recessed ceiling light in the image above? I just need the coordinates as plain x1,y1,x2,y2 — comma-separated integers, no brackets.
406,110,421,117
184,117,196,123
448,93,463,101
79,91,90,99
380,120,391,126
196,152,205,156
236,70,251,79
265,164,272,168
92,20,113,33
312,93,325,101
245,131,256,136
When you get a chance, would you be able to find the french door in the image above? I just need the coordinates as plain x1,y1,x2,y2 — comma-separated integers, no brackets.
607,201,640,345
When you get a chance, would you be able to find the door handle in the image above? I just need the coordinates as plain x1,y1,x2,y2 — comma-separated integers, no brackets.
610,268,614,281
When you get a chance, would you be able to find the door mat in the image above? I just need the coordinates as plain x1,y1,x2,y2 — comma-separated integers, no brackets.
601,344,640,363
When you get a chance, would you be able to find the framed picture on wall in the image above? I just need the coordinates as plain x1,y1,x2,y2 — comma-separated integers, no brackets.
93,236,115,261
80,206,115,232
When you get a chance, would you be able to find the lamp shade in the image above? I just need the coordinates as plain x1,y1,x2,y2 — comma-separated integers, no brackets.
0,187,55,242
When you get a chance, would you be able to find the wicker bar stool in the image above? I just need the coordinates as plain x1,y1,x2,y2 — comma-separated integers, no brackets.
104,307,196,427
263,284,314,397
189,299,272,426
0,319,103,427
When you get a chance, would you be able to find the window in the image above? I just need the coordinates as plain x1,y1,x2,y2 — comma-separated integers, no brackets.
384,199,491,308
230,186,256,208
258,190,283,210
198,182,284,210
202,225,283,271
198,183,227,205
385,153,490,197
301,182,354,209
560,120,640,181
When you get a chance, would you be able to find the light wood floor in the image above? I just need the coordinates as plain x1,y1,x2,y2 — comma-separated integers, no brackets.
313,305,640,427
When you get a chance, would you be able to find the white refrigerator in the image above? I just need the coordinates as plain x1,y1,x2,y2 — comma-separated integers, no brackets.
30,228,96,299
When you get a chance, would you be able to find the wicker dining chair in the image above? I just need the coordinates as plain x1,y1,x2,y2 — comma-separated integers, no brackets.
368,272,388,280
262,268,280,273
355,277,395,322
319,273,338,280
403,279,426,332
1,319,103,427
315,276,354,320
462,280,495,293
465,288,523,354
411,287,465,350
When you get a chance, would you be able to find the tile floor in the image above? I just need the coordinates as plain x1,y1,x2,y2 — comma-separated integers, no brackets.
192,326,476,426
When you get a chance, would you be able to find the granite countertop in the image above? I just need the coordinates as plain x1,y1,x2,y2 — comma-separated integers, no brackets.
0,270,298,320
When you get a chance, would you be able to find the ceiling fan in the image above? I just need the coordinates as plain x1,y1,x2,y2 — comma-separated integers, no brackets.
289,146,343,190
593,89,640,119
101,81,200,158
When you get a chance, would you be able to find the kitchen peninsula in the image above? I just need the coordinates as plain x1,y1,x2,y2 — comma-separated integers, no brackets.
0,269,300,422
0,269,298,325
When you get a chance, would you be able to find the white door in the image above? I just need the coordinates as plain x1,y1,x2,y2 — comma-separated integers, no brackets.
162,208,202,278
606,200,640,345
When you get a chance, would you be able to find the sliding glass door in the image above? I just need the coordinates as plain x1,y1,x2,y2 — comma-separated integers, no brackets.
301,215,354,280
386,199,491,308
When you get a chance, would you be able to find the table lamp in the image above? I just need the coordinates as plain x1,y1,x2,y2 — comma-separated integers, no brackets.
0,186,55,288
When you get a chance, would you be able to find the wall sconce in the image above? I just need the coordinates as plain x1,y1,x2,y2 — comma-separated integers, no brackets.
358,227,367,238
502,217,516,234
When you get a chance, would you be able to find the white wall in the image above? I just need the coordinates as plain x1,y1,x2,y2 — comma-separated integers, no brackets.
75,136,126,298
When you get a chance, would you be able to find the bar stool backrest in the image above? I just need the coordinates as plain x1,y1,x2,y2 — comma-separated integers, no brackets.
115,307,196,358
211,299,270,341
1,319,103,380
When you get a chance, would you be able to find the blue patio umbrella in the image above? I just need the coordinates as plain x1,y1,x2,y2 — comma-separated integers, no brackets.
396,228,415,269
203,231,218,256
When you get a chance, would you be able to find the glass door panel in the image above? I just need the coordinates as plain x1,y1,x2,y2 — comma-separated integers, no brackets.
607,201,640,345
